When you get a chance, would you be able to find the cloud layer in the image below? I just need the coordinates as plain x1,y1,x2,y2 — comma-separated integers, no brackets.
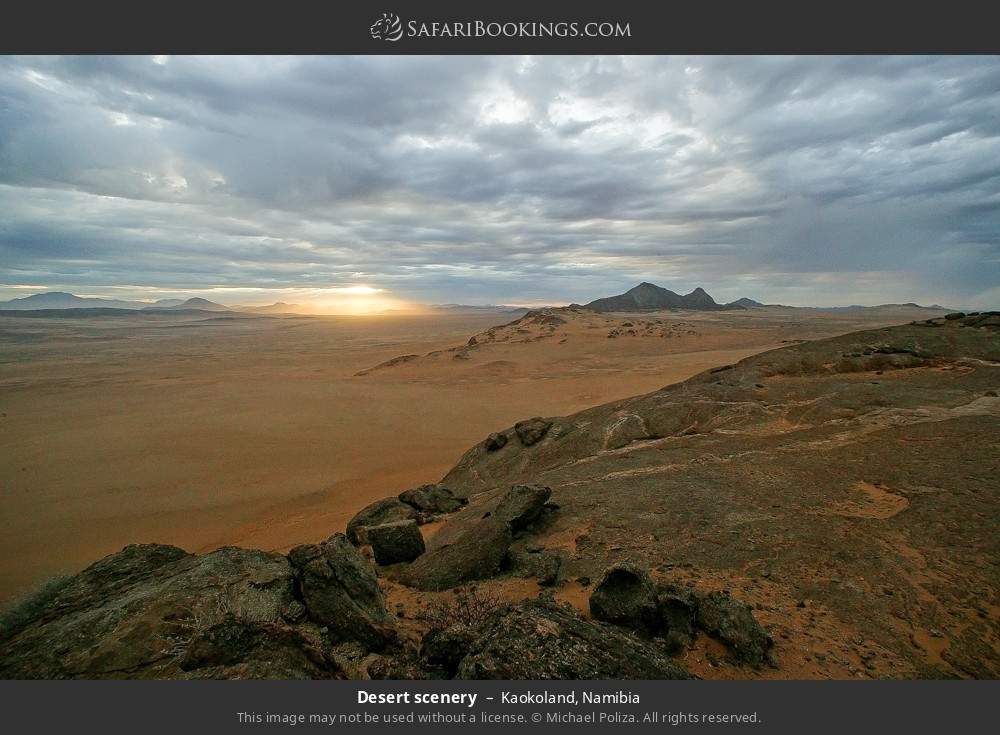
1,55,997,307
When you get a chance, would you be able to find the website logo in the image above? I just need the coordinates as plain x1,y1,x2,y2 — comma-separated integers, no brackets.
370,12,403,42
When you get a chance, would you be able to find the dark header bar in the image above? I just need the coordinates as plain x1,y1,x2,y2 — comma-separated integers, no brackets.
2,0,999,54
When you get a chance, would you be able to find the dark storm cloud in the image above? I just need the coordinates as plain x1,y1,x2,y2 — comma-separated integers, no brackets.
0,55,997,307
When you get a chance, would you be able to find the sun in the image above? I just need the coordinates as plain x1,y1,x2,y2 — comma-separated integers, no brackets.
306,285,415,315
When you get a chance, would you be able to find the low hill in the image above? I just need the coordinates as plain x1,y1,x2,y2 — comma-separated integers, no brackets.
239,302,302,314
0,292,148,310
149,297,230,312
728,297,766,308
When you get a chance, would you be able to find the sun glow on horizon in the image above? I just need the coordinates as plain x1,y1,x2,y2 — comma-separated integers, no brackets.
301,284,418,315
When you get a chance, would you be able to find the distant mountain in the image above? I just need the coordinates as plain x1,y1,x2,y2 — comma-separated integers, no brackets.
0,292,211,311
583,283,741,313
431,304,531,314
147,297,230,312
727,297,765,308
0,291,149,310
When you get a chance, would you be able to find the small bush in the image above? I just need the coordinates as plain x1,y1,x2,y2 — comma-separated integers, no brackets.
181,584,282,634
0,576,71,643
415,586,510,633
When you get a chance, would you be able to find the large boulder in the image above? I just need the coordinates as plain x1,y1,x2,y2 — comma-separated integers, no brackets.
588,563,659,633
695,590,775,667
287,534,392,649
514,417,552,446
398,484,465,514
421,623,479,675
456,599,690,680
0,544,301,679
179,618,331,679
367,520,425,566
401,517,513,591
346,498,418,545
505,549,562,586
655,582,699,652
493,484,551,533
484,432,508,451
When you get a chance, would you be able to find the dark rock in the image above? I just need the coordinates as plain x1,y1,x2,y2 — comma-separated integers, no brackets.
484,432,508,451
288,534,392,648
0,544,300,679
695,591,775,667
514,417,552,446
346,498,418,546
494,484,552,534
944,312,966,320
506,549,562,586
401,518,513,591
181,619,331,679
180,617,260,670
655,583,699,652
422,624,478,674
367,520,426,566
455,599,689,679
589,563,659,633
398,484,465,514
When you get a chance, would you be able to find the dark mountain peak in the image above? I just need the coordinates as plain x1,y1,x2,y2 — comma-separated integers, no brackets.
728,297,765,308
583,282,736,313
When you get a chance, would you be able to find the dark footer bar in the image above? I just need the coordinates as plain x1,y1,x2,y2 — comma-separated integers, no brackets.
1,680,995,734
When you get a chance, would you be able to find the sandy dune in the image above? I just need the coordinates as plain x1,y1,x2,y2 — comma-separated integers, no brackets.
0,305,945,601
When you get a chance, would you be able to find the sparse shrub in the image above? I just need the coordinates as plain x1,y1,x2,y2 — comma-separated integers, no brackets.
188,585,283,630
0,575,71,643
164,584,284,658
415,586,510,634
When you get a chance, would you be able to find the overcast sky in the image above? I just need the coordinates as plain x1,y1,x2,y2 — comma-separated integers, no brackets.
0,55,997,308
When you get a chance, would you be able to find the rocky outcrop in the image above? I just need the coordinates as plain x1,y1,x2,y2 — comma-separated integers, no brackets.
505,549,562,586
346,498,418,545
347,485,467,547
0,544,301,679
484,432,508,451
514,417,552,446
421,624,479,675
367,520,425,566
401,517,513,591
178,618,332,679
400,484,554,590
398,484,465,514
493,484,551,533
589,563,659,633
696,591,775,667
585,565,772,666
287,534,392,649
455,599,690,680
655,583,699,652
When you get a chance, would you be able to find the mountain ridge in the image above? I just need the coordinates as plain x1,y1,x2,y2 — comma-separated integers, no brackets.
583,283,747,313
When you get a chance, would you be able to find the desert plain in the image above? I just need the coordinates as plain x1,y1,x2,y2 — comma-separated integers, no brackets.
0,304,951,602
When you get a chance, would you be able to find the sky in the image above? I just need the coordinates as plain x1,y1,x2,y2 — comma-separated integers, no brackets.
0,55,998,310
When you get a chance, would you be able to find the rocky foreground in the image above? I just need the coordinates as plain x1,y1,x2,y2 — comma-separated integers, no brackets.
1,312,997,679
